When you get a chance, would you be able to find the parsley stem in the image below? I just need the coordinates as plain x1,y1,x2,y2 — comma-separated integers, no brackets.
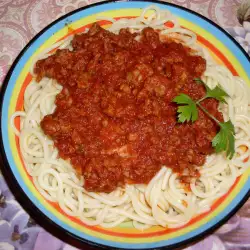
197,96,207,103
196,103,221,125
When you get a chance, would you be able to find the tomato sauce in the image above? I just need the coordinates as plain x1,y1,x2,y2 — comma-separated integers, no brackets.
35,23,223,192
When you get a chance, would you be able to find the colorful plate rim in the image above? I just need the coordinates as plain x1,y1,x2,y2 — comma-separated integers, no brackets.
0,0,250,249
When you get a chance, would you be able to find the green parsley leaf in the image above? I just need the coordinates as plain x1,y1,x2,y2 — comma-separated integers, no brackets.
194,78,205,84
212,120,235,159
194,78,229,104
205,85,229,104
173,94,198,123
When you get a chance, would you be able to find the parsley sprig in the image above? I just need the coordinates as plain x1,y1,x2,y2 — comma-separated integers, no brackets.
173,78,235,159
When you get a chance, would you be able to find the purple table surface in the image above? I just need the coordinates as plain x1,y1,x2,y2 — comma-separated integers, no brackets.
0,0,250,249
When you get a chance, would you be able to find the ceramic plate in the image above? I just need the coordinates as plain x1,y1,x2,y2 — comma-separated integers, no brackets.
1,0,250,249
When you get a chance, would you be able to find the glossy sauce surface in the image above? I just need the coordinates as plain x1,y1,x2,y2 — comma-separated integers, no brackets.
35,24,223,192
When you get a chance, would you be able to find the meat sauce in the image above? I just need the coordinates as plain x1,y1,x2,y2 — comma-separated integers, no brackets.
35,23,223,193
